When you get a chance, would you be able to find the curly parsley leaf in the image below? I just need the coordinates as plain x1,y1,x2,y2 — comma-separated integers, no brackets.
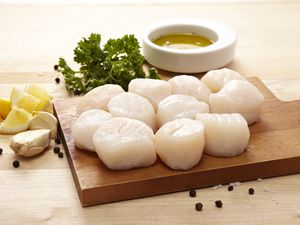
57,33,160,94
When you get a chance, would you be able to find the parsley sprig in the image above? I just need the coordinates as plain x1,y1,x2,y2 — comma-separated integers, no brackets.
57,33,160,94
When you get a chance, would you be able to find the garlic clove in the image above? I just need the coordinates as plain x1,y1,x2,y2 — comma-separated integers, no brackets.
9,129,51,157
29,111,58,139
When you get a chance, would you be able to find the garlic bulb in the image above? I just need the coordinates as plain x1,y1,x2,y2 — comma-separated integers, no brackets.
29,111,57,139
9,129,51,157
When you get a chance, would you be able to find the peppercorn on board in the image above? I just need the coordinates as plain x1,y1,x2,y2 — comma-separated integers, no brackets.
54,77,300,206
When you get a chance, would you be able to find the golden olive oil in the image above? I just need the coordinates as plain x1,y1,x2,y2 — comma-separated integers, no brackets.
152,33,214,50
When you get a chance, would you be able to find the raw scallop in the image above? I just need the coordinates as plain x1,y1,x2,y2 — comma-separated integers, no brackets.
154,118,205,170
93,117,156,170
157,94,209,127
209,80,264,124
201,68,246,93
168,75,212,103
71,109,112,151
107,92,157,131
128,78,171,111
76,84,124,115
196,113,250,157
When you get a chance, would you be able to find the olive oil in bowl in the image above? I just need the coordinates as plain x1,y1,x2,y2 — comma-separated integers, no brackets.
152,33,214,50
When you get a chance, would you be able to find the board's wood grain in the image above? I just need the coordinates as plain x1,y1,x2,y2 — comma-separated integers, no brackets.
53,77,300,206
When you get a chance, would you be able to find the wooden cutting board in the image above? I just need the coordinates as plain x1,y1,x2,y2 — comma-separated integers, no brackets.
53,77,300,207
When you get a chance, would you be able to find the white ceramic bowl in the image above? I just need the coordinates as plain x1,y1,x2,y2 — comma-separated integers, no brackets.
142,19,237,73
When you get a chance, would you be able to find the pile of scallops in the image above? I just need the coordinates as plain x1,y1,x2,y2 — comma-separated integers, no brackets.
72,68,264,171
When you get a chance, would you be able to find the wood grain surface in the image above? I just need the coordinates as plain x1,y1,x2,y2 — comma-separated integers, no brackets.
54,77,300,206
1,2,300,225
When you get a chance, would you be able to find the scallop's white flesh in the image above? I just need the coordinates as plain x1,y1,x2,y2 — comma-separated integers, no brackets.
93,117,156,170
201,68,245,93
107,92,157,131
76,84,124,115
196,113,250,157
209,80,264,124
168,75,212,103
154,118,205,170
71,109,112,151
157,94,209,127
128,78,171,111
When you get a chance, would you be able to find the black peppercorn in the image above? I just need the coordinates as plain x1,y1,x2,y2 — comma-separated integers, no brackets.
0,148,3,154
13,160,20,168
54,146,60,154
248,188,255,195
215,200,223,208
195,202,203,211
228,185,234,191
54,64,59,70
58,152,64,158
189,189,196,197
74,89,82,95
55,77,60,84
55,137,61,144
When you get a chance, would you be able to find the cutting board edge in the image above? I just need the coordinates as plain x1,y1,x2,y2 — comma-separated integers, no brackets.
79,155,300,206
54,106,85,205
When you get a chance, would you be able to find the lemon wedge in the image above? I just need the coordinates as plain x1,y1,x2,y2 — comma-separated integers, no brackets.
0,98,11,119
42,101,53,114
0,106,32,134
10,87,40,113
25,85,52,111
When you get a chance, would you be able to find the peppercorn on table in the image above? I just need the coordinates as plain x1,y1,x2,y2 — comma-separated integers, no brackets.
1,1,300,225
